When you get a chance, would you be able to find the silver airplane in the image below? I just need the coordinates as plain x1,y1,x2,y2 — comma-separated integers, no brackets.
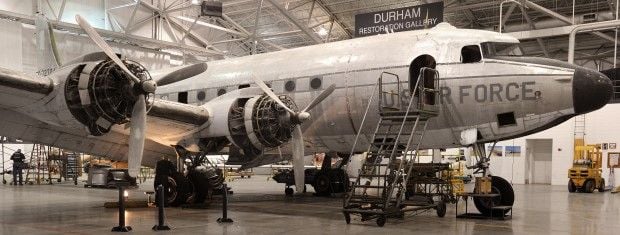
0,16,612,208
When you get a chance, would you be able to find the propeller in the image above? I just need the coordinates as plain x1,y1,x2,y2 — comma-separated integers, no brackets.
251,76,335,193
155,63,208,86
76,15,156,177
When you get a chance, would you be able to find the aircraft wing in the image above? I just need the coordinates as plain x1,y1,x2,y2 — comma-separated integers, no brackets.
0,67,53,108
0,66,210,167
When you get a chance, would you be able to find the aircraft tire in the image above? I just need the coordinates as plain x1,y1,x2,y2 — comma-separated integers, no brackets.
329,169,349,193
473,176,514,216
154,169,192,207
312,172,332,196
187,171,209,203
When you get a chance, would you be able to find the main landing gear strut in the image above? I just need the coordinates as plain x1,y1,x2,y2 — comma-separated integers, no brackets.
467,142,514,216
154,148,224,207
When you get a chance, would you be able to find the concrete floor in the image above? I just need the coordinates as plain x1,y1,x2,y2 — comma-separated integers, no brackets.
0,177,619,235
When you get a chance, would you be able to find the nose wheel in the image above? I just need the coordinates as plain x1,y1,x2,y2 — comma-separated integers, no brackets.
472,176,514,216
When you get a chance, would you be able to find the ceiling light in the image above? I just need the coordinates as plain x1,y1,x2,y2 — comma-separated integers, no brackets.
317,27,328,36
191,0,201,5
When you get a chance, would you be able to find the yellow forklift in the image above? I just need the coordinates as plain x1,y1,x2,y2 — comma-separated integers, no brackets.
568,143,605,193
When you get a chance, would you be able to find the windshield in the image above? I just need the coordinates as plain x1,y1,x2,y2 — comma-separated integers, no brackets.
481,42,523,57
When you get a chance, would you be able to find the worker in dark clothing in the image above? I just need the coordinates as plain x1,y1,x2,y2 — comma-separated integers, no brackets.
10,149,25,186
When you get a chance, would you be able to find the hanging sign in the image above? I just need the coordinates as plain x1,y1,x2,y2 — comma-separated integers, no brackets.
355,1,444,37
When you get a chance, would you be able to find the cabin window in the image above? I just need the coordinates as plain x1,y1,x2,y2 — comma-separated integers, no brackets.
197,91,206,101
178,92,188,104
461,45,482,63
497,112,517,127
285,80,296,92
238,84,250,89
310,77,322,89
217,89,227,96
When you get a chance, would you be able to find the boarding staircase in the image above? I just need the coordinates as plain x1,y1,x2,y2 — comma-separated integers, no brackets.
343,68,440,226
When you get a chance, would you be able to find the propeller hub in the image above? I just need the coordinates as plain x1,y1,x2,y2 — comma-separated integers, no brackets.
297,112,311,123
141,80,157,93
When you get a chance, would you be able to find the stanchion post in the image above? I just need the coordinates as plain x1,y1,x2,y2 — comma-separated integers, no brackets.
152,184,171,231
112,184,132,232
217,183,233,223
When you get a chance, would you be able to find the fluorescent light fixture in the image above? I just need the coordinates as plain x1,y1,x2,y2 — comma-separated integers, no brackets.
191,0,201,5
317,27,328,36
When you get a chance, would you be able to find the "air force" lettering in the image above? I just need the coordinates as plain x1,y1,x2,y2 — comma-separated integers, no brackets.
439,81,537,104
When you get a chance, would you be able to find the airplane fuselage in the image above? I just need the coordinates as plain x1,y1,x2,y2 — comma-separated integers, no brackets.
157,23,608,155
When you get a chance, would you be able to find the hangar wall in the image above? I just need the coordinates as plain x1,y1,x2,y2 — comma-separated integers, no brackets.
491,104,620,186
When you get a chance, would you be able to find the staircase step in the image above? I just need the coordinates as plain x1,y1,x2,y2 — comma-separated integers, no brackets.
359,174,388,178
350,194,383,200
354,185,387,189
373,132,401,136
363,163,390,167
382,116,421,121
372,141,410,145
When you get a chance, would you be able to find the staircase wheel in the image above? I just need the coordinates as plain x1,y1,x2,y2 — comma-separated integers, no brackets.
343,212,351,224
376,216,386,227
436,200,447,218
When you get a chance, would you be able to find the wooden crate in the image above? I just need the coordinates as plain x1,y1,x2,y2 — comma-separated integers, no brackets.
474,177,492,194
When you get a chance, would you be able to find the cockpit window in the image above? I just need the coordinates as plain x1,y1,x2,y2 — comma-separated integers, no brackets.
481,42,523,57
461,45,482,63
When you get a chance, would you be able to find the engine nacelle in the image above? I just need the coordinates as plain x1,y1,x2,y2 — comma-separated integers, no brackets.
200,90,297,158
64,59,150,135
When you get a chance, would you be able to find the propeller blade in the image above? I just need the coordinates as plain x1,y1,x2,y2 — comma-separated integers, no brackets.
75,15,141,84
127,94,147,177
292,126,305,194
301,84,336,113
251,75,295,114
156,63,208,86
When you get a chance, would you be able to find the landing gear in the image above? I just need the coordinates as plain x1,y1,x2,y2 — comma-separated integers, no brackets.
473,176,514,216
154,153,224,207
312,153,350,196
285,187,294,196
272,152,351,197
467,142,514,217
376,216,386,227
154,161,192,206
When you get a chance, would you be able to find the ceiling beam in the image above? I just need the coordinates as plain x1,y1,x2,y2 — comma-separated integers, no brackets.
519,5,549,57
523,0,619,45
264,0,323,43
221,13,285,50
0,9,221,55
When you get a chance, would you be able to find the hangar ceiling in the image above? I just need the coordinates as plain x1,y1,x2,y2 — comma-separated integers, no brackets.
0,0,618,68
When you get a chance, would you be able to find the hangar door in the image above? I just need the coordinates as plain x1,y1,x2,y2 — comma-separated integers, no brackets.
525,139,553,185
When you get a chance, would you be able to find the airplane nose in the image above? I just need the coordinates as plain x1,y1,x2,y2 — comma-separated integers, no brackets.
573,67,613,114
